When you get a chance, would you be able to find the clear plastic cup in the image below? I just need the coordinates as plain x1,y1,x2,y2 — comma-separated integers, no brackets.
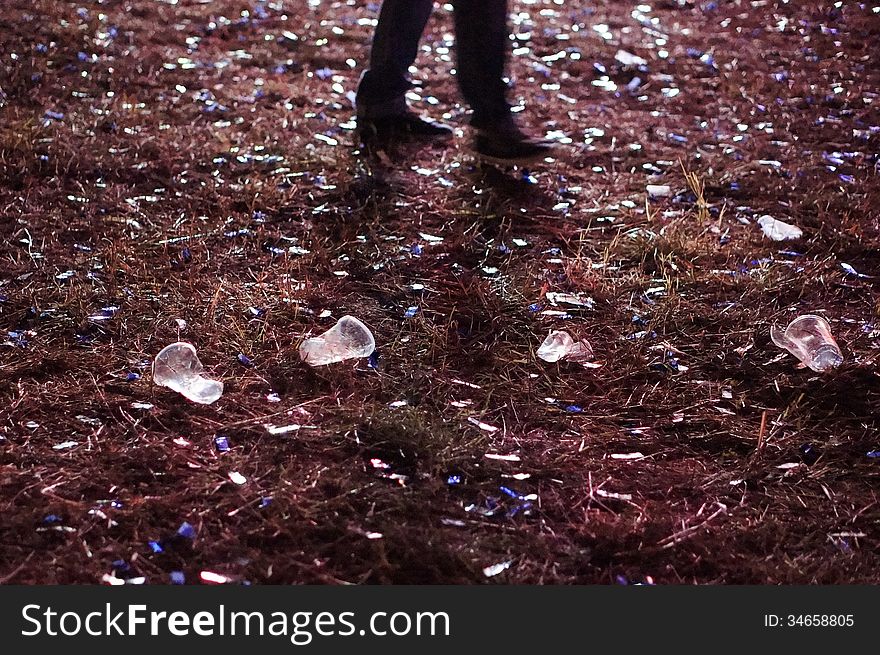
153,342,224,404
299,315,375,366
537,330,594,364
770,314,843,372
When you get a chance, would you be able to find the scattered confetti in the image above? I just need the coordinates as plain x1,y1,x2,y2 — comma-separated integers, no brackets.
468,417,500,433
610,453,646,461
52,441,79,450
5,0,878,588
482,560,513,578
199,571,231,584
485,453,521,462
177,522,196,540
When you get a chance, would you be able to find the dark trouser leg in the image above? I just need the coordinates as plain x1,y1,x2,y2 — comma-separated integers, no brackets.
356,0,434,116
452,0,511,128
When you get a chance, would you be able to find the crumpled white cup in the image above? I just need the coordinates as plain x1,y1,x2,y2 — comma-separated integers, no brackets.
299,315,375,367
152,342,224,404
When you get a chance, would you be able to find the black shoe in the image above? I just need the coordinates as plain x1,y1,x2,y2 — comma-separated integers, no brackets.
472,119,555,166
357,110,453,143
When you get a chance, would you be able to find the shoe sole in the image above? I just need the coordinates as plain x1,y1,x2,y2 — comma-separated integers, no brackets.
416,130,455,142
358,131,453,148
357,121,454,143
469,148,553,167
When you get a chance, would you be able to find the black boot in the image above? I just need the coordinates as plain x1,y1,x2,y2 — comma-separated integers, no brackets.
471,117,555,165
357,96,453,143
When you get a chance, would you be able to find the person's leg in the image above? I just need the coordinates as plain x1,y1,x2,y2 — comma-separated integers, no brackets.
356,0,435,116
451,0,511,128
452,0,554,164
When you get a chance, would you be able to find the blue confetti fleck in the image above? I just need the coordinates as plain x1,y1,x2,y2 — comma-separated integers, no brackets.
499,486,522,499
170,571,185,585
237,353,253,367
446,474,462,486
7,331,28,347
800,443,820,464
507,502,532,518
214,435,230,452
177,522,196,540
404,306,419,318
148,541,164,553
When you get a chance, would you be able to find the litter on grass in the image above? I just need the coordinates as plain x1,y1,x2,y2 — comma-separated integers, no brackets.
770,314,843,372
299,315,375,366
537,330,594,363
757,215,803,241
153,342,224,404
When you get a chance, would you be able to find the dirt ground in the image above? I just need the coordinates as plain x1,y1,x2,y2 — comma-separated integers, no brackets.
1,0,879,585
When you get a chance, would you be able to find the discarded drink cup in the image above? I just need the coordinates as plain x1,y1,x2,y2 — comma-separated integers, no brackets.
770,314,843,372
152,342,224,404
537,330,594,364
757,215,802,241
299,315,375,366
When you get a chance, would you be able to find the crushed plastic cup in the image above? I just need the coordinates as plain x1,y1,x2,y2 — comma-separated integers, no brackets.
757,215,802,241
152,342,224,404
299,315,375,366
770,314,843,372
537,330,594,364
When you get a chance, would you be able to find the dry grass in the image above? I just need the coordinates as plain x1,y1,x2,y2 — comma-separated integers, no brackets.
1,0,879,584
